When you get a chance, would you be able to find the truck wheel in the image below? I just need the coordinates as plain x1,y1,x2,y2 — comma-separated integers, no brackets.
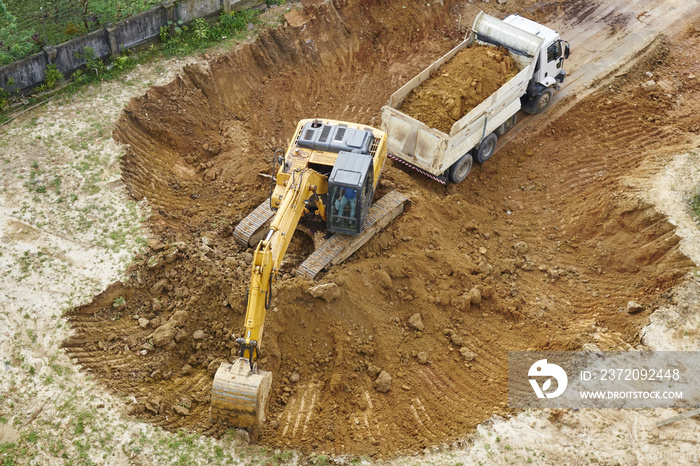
449,153,473,184
534,88,554,114
474,133,497,164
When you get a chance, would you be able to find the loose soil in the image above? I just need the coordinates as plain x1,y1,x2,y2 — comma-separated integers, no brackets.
399,45,518,133
61,0,700,460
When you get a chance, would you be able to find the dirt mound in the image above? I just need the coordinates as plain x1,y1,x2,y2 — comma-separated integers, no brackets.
400,45,518,133
63,0,697,460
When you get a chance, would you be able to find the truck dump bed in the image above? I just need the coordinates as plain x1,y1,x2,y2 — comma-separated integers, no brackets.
381,12,544,179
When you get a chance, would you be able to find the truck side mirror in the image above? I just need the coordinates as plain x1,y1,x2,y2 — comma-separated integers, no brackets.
563,42,570,59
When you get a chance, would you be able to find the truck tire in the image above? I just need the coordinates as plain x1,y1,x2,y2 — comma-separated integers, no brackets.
448,153,473,184
474,133,497,164
533,88,554,114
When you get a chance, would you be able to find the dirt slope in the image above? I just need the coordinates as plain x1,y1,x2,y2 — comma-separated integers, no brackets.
63,0,699,459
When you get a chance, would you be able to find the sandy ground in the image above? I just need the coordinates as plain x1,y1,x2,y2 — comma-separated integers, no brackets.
1,0,700,464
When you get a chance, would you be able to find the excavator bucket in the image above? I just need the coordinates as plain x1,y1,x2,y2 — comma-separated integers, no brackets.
211,359,273,431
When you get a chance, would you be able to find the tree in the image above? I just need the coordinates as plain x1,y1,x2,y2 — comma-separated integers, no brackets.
0,0,39,66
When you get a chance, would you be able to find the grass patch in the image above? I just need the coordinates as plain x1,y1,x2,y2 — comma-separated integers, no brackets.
690,190,700,220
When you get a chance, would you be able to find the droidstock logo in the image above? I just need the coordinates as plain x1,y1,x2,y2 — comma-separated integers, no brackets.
528,359,568,398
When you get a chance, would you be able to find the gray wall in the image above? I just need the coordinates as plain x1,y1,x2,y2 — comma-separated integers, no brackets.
54,29,111,74
0,0,264,96
114,7,168,51
179,0,221,23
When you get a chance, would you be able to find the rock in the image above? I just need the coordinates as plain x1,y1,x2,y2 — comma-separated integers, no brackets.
308,282,341,302
379,179,396,190
451,333,464,346
181,364,193,376
174,329,188,343
173,405,190,416
138,318,149,329
478,262,492,275
325,431,335,441
207,358,225,376
437,290,451,306
367,365,382,379
244,252,253,265
469,287,482,305
642,80,657,92
481,286,494,299
223,257,237,269
145,397,161,414
374,269,393,290
151,278,169,294
193,330,206,340
375,371,392,393
149,316,163,328
497,0,507,3
479,247,487,255
627,301,644,314
329,373,342,393
126,403,145,416
290,372,300,383
501,259,516,274
168,310,189,327
153,324,177,347
513,241,529,255
417,352,429,364
460,347,476,361
407,313,425,331
152,300,162,312
203,168,217,182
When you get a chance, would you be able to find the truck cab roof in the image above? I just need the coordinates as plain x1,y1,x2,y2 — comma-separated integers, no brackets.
503,15,560,44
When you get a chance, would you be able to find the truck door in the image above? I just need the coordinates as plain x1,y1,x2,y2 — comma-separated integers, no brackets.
544,40,565,82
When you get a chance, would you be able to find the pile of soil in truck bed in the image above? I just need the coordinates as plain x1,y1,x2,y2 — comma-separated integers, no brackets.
400,45,519,133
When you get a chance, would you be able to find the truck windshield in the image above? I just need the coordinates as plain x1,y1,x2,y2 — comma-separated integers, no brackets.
328,185,358,231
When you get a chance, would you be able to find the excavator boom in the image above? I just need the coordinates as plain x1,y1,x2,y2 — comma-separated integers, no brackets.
211,168,326,431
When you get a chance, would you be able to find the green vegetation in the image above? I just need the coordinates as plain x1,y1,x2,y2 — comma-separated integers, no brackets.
158,9,261,56
690,189,700,220
0,0,162,65
0,2,275,122
0,0,38,65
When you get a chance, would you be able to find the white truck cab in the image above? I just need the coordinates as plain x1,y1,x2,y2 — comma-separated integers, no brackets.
503,15,570,112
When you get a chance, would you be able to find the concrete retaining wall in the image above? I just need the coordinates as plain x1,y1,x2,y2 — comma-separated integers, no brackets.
0,0,264,96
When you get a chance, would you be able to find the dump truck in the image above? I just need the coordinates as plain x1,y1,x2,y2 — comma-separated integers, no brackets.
381,12,570,184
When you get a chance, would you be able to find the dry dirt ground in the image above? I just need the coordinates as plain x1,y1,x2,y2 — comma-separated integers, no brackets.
2,0,700,464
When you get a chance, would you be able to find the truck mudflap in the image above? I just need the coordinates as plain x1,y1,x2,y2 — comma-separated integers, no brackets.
388,153,447,184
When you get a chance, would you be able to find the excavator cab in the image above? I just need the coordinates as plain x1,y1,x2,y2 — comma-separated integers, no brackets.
327,150,374,235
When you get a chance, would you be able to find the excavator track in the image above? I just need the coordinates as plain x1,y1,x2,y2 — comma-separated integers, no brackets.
297,190,409,280
233,200,275,247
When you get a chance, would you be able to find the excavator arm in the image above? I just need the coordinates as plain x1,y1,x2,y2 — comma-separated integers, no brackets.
238,168,327,365
211,168,327,433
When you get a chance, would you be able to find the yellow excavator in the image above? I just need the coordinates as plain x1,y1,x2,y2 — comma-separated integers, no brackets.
210,118,408,435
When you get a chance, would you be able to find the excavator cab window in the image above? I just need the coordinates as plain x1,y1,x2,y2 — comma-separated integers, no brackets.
328,185,360,233
327,151,374,236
